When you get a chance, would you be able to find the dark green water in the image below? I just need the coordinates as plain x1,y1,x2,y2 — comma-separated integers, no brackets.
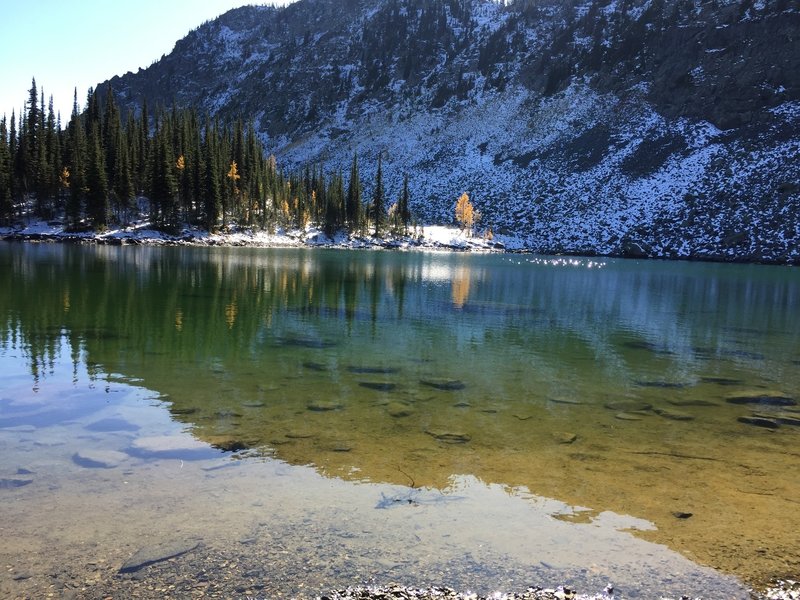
1,242,798,598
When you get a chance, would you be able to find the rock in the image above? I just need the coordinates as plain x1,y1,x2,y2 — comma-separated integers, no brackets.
614,412,645,421
242,401,265,408
668,399,720,407
653,407,695,421
119,540,200,573
604,401,652,412
303,361,328,372
634,380,689,388
326,441,353,452
347,366,400,375
73,450,129,469
737,416,780,429
425,429,471,443
284,430,315,439
672,511,694,519
0,478,33,489
700,377,744,386
358,382,397,392
548,397,583,405
726,391,796,406
553,432,578,444
128,435,215,460
386,402,414,418
774,413,800,427
420,378,466,391
85,418,140,432
307,399,343,411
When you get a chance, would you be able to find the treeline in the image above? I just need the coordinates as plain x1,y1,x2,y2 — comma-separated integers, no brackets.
0,79,413,236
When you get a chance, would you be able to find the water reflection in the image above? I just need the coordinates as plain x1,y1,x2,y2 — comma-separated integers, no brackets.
1,242,799,588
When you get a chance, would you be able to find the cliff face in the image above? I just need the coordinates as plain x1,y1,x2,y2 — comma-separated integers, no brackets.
99,0,800,262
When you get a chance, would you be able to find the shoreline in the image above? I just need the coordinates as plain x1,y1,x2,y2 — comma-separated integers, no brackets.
1,220,798,266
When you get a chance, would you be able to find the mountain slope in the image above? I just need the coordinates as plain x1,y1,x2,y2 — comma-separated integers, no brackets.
99,0,800,262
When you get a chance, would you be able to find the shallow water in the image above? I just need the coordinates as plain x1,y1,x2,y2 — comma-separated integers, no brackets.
1,242,798,598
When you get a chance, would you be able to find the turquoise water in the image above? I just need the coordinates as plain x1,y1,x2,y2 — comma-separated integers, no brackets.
1,242,798,597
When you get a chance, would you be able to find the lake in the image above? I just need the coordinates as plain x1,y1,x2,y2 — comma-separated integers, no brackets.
1,242,798,599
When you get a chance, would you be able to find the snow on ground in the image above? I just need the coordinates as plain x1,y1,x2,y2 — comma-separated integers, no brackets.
0,220,515,253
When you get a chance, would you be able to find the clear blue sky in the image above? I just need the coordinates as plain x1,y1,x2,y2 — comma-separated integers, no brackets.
0,0,296,123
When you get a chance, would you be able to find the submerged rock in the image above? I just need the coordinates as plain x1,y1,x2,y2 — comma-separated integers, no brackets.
634,380,690,388
614,412,645,421
737,416,780,429
726,391,796,406
85,418,140,432
348,366,400,375
307,399,343,411
119,540,200,574
359,382,397,392
548,397,583,405
386,402,414,418
420,378,466,391
700,376,744,386
425,429,471,443
653,407,695,421
0,478,33,489
303,361,328,372
668,399,720,407
73,449,128,469
553,432,578,444
128,435,215,460
604,401,652,412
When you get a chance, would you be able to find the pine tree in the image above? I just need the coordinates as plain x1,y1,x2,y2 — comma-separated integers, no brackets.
85,123,109,229
65,91,87,229
202,117,222,231
0,117,13,223
150,123,179,232
397,174,411,234
371,153,385,237
346,153,361,233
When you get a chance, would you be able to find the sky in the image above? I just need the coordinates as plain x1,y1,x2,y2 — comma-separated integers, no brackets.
0,0,296,123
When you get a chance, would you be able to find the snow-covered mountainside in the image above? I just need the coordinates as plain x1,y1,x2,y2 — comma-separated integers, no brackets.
99,0,800,263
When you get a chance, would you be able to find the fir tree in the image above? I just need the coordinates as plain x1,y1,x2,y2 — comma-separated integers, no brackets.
370,153,385,237
85,123,109,229
65,91,86,229
346,153,362,233
397,174,411,234
0,117,13,223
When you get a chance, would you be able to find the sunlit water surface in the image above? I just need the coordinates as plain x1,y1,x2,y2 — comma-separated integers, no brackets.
1,242,798,598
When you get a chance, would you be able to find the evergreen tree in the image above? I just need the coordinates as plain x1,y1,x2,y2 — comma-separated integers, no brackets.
85,122,109,229
397,174,411,234
202,117,222,231
346,153,362,233
370,153,385,236
150,122,179,232
0,117,12,223
65,91,87,229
